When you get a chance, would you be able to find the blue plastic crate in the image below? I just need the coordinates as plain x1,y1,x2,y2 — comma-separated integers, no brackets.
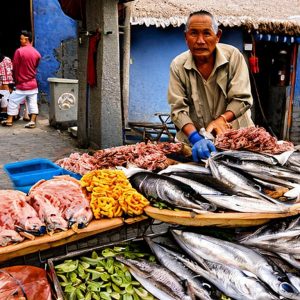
3,158,62,187
13,185,33,194
60,168,82,180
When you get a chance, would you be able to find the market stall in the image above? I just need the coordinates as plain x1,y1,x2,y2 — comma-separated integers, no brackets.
1,128,300,299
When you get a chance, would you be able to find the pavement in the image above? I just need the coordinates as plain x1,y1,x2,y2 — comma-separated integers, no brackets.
0,102,88,189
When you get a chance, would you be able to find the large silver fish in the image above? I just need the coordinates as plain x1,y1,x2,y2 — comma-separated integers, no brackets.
239,216,300,253
223,160,300,184
240,216,300,242
288,152,300,168
145,236,216,300
171,230,300,299
208,158,288,206
129,171,216,212
212,150,278,165
169,175,224,196
175,250,279,300
201,194,288,213
158,163,211,176
115,256,192,300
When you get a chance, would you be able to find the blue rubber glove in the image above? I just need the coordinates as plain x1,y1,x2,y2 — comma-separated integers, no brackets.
188,131,216,162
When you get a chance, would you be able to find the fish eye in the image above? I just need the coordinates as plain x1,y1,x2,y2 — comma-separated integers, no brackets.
280,282,297,293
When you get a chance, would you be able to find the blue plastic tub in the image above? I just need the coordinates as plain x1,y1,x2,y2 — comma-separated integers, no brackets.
13,185,33,194
60,168,82,180
3,158,62,187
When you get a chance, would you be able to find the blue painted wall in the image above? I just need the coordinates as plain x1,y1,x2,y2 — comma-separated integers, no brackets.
33,0,77,99
294,45,300,107
129,25,243,122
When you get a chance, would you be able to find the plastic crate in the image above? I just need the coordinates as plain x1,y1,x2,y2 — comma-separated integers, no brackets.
60,168,82,180
3,158,62,188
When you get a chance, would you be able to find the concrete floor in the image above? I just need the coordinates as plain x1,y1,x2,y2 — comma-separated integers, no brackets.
0,102,87,189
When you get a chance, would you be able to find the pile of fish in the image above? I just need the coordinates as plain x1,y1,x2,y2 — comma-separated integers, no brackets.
123,150,300,214
0,175,93,247
122,228,300,300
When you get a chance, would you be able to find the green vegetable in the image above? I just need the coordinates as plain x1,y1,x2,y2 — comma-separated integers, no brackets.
87,281,102,292
85,269,103,280
68,289,77,300
99,291,112,300
75,288,85,300
91,292,100,300
99,272,111,282
85,291,92,300
124,271,132,282
125,284,134,295
113,246,126,252
81,256,103,266
133,287,149,298
111,274,123,286
102,248,116,258
55,260,78,273
65,285,76,293
122,294,133,300
112,283,121,293
110,292,121,300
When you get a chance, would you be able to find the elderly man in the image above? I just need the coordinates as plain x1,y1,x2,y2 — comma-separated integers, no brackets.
2,30,41,128
168,10,254,161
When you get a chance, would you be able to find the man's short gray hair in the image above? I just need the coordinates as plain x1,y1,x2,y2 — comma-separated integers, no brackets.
185,10,219,34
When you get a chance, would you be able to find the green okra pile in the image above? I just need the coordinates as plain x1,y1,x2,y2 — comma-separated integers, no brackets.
55,245,156,300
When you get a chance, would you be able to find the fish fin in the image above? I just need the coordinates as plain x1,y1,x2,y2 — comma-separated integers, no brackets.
184,280,196,300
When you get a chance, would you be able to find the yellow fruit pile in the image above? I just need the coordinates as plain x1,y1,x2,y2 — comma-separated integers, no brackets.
81,169,149,219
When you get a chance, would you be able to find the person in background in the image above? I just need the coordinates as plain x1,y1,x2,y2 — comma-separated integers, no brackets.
2,30,41,128
168,10,254,162
0,50,14,120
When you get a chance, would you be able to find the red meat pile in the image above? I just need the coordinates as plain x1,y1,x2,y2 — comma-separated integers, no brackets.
215,126,294,154
56,142,183,174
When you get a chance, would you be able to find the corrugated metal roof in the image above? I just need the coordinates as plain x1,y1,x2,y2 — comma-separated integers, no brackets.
130,0,300,35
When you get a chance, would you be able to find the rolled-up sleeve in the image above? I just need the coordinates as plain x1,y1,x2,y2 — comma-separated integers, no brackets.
226,50,253,118
168,61,193,130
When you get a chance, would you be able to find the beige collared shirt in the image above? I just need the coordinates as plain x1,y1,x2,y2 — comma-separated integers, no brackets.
168,43,254,143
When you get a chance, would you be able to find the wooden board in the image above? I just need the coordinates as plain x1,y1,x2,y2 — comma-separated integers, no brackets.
0,218,126,263
144,206,300,227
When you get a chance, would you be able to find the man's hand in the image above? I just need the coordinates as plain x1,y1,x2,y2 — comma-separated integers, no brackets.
206,114,232,136
188,131,216,162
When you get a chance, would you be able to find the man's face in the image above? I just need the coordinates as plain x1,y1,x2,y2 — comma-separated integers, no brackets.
20,35,29,47
185,15,221,60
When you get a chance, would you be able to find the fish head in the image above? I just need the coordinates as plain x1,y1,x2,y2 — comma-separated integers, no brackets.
67,205,93,228
22,216,46,234
115,256,152,273
45,213,68,231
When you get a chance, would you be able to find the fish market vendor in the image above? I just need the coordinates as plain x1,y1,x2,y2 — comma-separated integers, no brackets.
168,10,254,162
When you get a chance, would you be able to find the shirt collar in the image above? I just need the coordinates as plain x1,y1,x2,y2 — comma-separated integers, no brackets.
184,44,228,72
